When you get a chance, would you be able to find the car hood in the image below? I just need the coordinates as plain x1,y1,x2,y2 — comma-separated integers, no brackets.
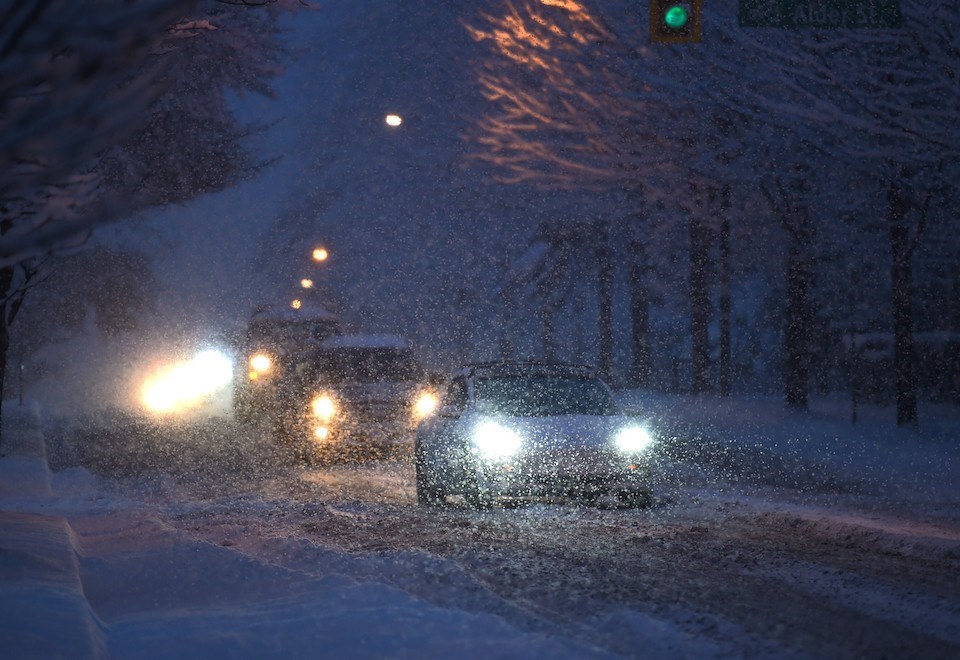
324,380,422,403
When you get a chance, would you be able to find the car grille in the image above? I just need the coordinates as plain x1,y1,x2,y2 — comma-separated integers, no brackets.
347,400,409,422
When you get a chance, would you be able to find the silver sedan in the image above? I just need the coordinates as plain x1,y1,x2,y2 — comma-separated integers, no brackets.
414,363,656,508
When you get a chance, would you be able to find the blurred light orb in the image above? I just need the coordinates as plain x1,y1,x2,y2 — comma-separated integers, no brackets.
314,426,330,441
141,349,233,414
385,114,402,127
473,421,523,461
311,394,336,420
301,278,314,289
249,353,272,373
312,247,329,262
414,391,439,419
291,299,302,310
615,425,654,453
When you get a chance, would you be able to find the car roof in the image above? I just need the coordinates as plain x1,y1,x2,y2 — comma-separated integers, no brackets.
318,334,412,350
249,302,338,323
455,361,597,380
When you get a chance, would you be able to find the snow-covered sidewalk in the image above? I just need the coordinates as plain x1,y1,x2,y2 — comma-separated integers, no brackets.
0,403,105,658
0,403,602,659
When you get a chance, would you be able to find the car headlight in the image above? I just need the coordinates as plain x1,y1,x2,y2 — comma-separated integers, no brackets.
248,353,272,379
413,390,439,419
472,421,523,462
615,425,654,454
311,393,337,421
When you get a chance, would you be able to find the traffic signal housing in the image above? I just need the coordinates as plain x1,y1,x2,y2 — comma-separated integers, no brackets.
650,0,702,44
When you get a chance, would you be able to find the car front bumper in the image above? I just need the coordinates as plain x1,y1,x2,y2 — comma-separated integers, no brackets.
473,448,653,497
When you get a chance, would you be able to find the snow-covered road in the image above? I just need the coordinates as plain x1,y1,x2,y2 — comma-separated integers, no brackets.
33,410,960,658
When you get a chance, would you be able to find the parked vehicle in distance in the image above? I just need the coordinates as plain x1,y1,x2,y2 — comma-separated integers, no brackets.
273,334,439,462
232,302,340,424
414,361,656,509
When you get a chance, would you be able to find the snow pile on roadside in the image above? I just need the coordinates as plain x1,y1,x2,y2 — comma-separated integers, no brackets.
620,392,960,502
0,407,604,658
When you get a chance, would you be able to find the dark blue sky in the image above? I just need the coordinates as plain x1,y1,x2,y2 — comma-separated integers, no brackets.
128,1,565,370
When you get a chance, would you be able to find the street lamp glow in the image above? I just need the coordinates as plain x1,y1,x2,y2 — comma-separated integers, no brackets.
301,278,314,289
385,114,402,127
291,299,302,310
312,247,329,262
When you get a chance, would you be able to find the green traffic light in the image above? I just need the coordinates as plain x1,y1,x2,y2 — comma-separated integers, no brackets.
664,5,689,29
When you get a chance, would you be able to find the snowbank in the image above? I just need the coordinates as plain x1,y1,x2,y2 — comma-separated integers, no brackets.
0,404,601,659
619,392,960,503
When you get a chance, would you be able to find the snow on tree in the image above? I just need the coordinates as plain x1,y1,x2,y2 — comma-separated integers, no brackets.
0,0,201,265
467,0,753,390
469,0,956,419
709,0,959,424
0,0,301,434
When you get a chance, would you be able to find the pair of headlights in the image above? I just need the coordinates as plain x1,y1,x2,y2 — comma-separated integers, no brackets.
471,421,655,462
309,390,440,422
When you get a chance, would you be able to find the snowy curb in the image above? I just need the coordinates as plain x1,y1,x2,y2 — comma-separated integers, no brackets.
0,513,107,658
0,400,51,498
0,402,105,659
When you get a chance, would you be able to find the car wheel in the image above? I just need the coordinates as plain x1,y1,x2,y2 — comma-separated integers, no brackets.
414,440,445,506
574,489,601,507
617,488,652,509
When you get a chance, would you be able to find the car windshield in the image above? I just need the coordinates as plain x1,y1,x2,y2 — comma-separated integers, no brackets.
245,318,339,346
472,375,616,417
313,348,423,383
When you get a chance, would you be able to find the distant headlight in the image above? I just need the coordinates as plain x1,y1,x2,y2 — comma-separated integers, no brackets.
413,391,439,419
249,353,272,374
615,425,654,454
311,394,337,421
473,421,523,461
142,349,233,414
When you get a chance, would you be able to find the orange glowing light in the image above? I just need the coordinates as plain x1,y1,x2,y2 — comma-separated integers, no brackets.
249,353,272,373
301,279,314,289
312,248,329,262
291,299,302,310
385,114,402,127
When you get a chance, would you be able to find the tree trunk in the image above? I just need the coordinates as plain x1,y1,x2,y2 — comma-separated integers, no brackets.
888,181,918,425
718,186,732,396
597,236,614,381
784,236,810,409
628,233,651,388
0,324,7,445
541,301,557,362
498,260,515,360
0,265,11,446
689,217,711,393
950,268,960,404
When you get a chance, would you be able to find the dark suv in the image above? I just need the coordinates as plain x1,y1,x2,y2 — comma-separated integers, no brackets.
232,303,340,424
273,334,439,462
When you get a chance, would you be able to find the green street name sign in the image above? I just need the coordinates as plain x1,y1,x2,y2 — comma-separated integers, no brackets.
739,0,902,28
